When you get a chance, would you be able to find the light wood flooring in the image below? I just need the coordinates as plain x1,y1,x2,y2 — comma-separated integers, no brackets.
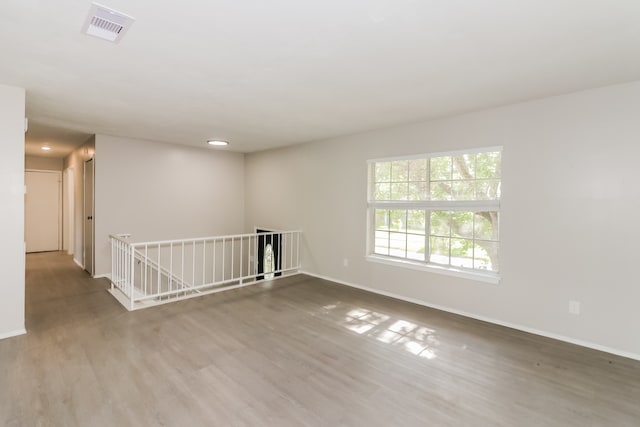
1,251,639,426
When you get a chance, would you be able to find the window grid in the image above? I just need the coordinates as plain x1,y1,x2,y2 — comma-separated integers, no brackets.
368,149,501,273
427,211,499,270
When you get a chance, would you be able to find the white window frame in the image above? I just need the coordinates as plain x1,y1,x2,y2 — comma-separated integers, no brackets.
366,146,502,284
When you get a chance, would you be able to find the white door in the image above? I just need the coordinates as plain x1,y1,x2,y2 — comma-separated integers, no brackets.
25,170,61,253
84,158,94,275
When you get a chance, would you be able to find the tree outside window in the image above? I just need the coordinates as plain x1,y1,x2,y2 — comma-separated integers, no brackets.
369,148,501,273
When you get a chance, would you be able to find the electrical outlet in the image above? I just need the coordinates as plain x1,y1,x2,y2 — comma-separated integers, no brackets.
569,300,581,315
343,258,349,267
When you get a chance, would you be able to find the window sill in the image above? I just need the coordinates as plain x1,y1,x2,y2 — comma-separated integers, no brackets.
366,255,501,284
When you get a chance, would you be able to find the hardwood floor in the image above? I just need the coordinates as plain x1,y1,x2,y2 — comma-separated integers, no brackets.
1,252,639,426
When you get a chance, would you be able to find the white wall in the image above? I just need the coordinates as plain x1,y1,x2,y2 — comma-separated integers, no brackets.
64,136,95,267
0,84,26,339
94,135,245,277
245,81,640,358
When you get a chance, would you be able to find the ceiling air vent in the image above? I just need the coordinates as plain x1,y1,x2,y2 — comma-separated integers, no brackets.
82,2,135,43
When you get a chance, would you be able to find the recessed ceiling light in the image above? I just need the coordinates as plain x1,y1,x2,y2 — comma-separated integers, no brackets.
207,140,229,146
41,146,51,151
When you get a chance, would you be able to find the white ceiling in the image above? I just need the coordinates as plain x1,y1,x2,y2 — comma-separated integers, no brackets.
2,0,640,155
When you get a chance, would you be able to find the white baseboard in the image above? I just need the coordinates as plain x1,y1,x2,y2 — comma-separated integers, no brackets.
0,328,27,340
301,270,640,362
73,258,84,269
93,273,111,280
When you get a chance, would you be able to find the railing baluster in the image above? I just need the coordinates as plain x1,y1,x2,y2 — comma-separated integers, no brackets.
144,244,148,297
202,239,206,286
157,243,161,297
109,230,301,309
246,236,250,280
297,231,300,268
181,241,185,297
212,238,216,284
192,240,196,291
130,242,135,310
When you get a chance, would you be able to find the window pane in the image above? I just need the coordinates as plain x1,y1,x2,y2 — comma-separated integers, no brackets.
407,234,426,261
408,159,427,182
476,151,501,179
430,156,451,181
451,181,474,200
375,209,389,231
389,232,407,257
374,231,390,255
375,162,391,182
430,182,451,201
474,241,498,271
452,154,475,180
408,182,427,200
430,211,450,237
451,211,473,239
374,183,390,200
474,211,499,241
475,179,501,200
391,183,408,200
429,236,449,265
369,149,501,273
391,160,409,182
450,238,473,268
407,210,426,234
451,154,476,179
389,210,407,232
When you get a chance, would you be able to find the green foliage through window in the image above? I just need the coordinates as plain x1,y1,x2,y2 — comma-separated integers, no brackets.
369,148,501,273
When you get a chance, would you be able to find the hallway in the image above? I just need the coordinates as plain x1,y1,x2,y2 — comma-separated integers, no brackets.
2,252,122,425
25,252,116,333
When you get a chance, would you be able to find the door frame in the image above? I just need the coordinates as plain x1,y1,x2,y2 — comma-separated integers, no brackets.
25,169,62,252
83,158,95,276
255,227,282,281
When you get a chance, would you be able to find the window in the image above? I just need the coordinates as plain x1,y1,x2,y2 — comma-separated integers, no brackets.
368,148,501,278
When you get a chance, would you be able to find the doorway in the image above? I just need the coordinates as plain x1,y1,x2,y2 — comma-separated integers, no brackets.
256,229,282,280
25,170,62,253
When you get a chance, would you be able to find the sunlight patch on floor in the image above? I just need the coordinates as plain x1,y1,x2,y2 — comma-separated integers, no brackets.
330,304,439,360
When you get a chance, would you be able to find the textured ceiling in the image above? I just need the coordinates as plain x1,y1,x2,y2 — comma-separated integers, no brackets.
2,0,640,156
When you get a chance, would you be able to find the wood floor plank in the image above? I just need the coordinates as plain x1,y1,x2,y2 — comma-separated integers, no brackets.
1,252,639,426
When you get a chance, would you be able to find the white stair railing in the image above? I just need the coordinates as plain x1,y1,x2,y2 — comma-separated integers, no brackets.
109,230,302,310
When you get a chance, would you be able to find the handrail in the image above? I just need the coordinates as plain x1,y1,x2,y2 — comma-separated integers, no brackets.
109,233,131,243
111,230,303,248
109,230,302,310
133,248,193,290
